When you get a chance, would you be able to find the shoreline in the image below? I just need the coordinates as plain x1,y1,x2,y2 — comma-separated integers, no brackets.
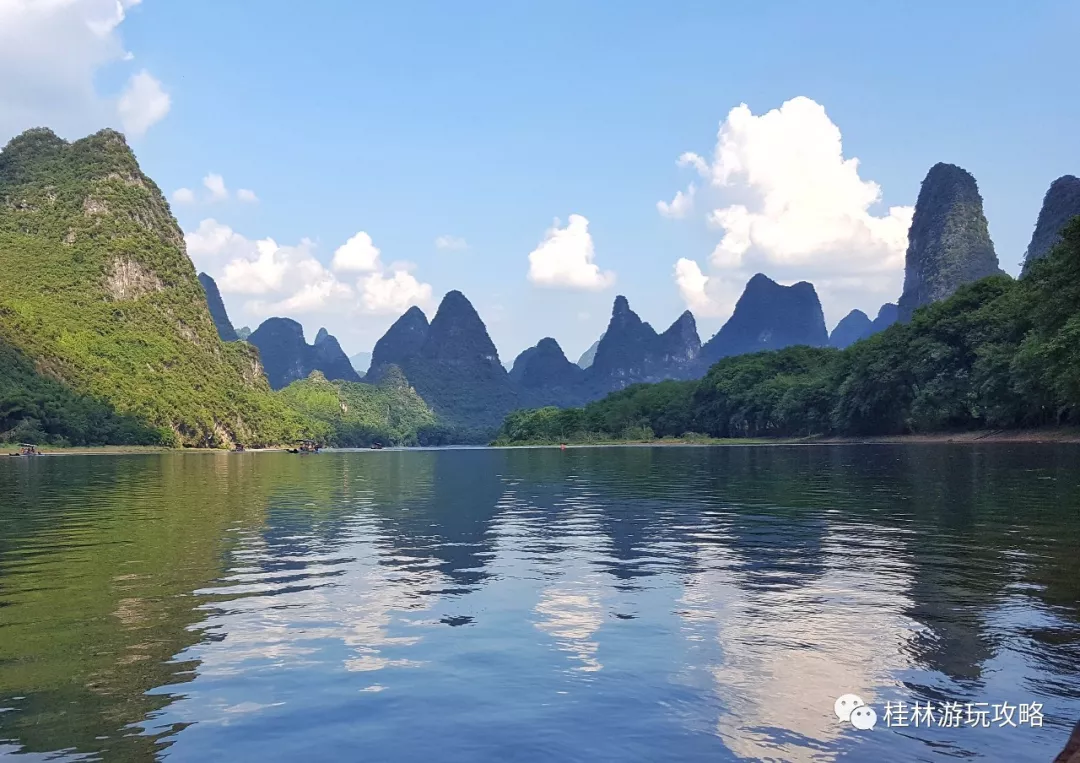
489,426,1080,449
6,427,1079,457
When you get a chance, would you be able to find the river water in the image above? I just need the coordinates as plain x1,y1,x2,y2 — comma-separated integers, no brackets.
1,445,1078,761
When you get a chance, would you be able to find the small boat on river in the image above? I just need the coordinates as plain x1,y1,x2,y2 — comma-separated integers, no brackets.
10,443,41,457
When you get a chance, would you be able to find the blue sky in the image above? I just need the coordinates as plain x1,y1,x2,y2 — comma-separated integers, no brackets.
3,1,1079,362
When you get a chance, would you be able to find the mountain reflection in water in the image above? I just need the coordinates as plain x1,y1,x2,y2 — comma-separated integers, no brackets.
1,445,1078,762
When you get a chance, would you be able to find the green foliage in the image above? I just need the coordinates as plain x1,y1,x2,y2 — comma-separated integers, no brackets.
0,341,166,445
497,218,1080,443
277,368,437,446
0,128,315,447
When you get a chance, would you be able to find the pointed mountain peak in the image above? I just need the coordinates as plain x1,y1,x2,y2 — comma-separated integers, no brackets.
700,273,828,362
422,290,502,367
400,305,429,324
253,316,305,340
534,337,564,354
315,327,330,344
1023,175,1080,275
509,337,582,388
898,162,1001,321
665,310,697,332
197,272,238,342
435,290,479,319
370,304,432,375
829,309,873,349
612,295,631,316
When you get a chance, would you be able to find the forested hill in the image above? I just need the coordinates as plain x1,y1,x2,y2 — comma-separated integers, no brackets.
0,128,314,446
494,218,1080,444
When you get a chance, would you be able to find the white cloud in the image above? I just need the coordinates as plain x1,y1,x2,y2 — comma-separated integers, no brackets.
332,232,382,273
171,174,258,204
434,234,468,251
657,183,696,219
186,219,435,348
0,0,168,142
527,214,615,291
203,173,229,202
359,270,433,314
663,97,913,324
117,69,170,137
674,258,747,319
185,219,353,316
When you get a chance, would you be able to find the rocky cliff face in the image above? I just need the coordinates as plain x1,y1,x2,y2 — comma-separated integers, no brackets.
700,274,828,363
248,319,359,389
198,273,238,342
897,163,1003,322
829,309,873,349
1022,175,1080,275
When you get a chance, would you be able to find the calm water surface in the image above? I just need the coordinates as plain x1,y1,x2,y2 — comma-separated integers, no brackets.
1,445,1079,762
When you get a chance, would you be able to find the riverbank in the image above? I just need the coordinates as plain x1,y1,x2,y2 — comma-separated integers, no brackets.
0,444,294,456
490,426,1080,448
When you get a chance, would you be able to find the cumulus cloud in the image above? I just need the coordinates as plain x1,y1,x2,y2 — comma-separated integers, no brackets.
117,69,169,137
186,219,434,346
185,219,352,315
203,173,229,202
171,174,257,205
0,1,170,142
662,97,914,324
527,214,615,291
657,184,696,219
359,270,433,314
434,234,468,251
331,232,382,273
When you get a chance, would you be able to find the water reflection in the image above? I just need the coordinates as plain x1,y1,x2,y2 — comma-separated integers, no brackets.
0,445,1078,761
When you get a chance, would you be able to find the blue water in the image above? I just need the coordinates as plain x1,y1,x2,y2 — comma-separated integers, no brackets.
1,445,1079,761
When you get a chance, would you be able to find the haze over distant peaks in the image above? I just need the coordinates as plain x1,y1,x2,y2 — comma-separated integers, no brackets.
1022,175,1080,275
577,335,603,369
700,274,828,363
349,351,372,376
897,163,1003,322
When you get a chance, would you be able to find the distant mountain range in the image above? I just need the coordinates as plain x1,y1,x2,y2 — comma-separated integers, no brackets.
192,157,1080,436
7,124,1072,447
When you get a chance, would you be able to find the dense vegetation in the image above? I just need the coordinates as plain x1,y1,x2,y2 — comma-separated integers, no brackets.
0,341,164,445
495,218,1080,444
0,128,313,446
276,367,437,446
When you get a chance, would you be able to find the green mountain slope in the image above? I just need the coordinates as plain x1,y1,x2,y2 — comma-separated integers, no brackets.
277,367,437,446
0,127,311,447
